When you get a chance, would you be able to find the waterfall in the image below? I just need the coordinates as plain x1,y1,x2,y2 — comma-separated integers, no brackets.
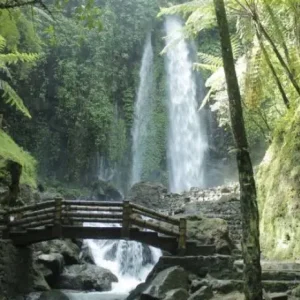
85,221,161,294
164,16,208,193
131,34,154,185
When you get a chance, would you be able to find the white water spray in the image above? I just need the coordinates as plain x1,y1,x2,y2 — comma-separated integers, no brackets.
165,16,208,193
131,34,154,185
84,221,161,295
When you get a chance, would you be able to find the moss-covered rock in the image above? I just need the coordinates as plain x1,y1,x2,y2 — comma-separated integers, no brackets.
0,130,37,188
257,106,300,259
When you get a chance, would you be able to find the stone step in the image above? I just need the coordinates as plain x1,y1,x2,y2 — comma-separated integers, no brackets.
192,279,300,294
263,280,300,293
262,270,300,281
234,260,300,272
204,214,241,221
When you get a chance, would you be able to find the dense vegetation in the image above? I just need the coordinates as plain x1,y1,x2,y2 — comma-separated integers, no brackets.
0,0,165,192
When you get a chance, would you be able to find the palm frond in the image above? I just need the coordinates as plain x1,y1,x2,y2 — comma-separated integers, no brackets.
0,80,31,118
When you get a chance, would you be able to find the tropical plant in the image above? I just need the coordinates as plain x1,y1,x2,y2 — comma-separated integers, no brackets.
0,35,38,118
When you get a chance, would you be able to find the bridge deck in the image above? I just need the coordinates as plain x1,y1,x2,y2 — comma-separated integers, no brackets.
0,199,216,256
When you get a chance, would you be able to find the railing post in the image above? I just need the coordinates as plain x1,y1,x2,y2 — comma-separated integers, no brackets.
2,209,10,239
122,201,131,239
52,197,63,238
178,218,187,255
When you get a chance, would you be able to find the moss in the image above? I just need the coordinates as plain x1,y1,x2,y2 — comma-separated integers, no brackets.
257,106,300,259
0,129,37,188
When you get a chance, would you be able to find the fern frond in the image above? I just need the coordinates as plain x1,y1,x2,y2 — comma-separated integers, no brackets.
198,88,213,110
33,7,54,22
0,80,31,118
197,52,223,68
231,34,243,59
0,36,6,52
0,65,12,79
158,1,206,18
0,52,38,65
244,44,263,108
194,63,219,72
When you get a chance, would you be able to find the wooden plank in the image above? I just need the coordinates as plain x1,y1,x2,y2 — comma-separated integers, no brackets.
63,200,123,207
130,215,179,237
61,226,123,239
122,200,131,238
62,212,122,219
178,218,187,255
19,207,55,219
8,200,55,213
64,217,122,223
130,203,180,225
66,206,123,212
21,219,53,229
9,213,54,227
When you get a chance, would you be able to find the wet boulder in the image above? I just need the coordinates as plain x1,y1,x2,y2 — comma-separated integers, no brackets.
91,179,122,201
34,239,80,265
36,253,64,286
128,181,168,210
133,266,189,300
38,291,70,300
54,263,118,291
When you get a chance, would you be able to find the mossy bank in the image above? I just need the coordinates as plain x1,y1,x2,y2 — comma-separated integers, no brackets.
257,106,300,259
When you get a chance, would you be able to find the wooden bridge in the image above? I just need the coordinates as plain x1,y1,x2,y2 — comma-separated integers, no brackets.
0,198,215,255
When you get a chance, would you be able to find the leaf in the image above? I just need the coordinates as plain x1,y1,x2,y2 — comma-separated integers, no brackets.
0,80,31,118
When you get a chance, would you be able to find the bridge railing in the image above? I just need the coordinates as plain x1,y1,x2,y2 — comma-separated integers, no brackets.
1,199,187,252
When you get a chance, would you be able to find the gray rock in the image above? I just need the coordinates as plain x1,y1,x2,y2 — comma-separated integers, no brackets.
128,181,168,210
38,290,70,300
32,267,50,291
210,279,243,293
185,214,234,255
80,243,95,264
91,179,122,201
54,263,118,291
149,214,234,255
18,184,41,205
163,288,189,300
0,240,39,297
34,239,80,265
40,191,62,201
151,255,237,280
142,266,189,299
188,286,213,300
190,279,209,293
292,285,300,297
36,253,64,285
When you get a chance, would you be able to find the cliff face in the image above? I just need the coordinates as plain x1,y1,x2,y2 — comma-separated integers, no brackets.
257,107,300,259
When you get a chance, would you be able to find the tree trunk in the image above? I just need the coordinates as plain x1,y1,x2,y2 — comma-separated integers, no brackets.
213,1,263,300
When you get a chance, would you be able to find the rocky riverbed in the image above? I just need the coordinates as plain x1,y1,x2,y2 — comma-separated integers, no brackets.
2,181,300,300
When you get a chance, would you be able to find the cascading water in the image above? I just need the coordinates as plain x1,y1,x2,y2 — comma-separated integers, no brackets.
86,238,161,293
131,34,154,185
165,16,208,193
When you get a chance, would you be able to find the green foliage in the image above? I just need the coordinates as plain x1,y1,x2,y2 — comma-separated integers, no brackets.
4,0,161,187
0,129,37,187
0,34,38,118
